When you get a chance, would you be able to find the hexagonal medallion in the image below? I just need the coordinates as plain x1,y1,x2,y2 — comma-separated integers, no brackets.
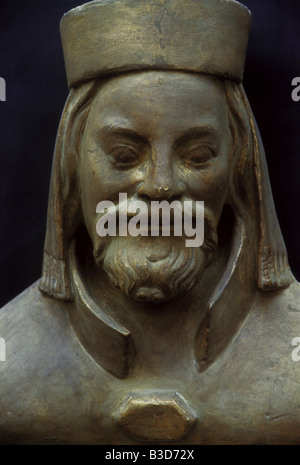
114,391,196,442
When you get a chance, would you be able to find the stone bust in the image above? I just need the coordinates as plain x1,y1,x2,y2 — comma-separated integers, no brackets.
0,0,299,445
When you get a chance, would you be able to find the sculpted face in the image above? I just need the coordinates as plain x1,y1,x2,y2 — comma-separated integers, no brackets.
80,71,231,303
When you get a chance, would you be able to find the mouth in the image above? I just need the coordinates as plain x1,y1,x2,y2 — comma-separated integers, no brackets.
96,196,204,243
118,211,195,237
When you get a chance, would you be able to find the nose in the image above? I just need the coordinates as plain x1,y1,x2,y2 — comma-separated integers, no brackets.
137,143,185,201
137,158,185,201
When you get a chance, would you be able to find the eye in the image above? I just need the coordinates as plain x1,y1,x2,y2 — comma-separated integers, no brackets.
184,146,216,167
111,145,139,169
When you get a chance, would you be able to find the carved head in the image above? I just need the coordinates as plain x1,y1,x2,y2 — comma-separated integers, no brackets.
39,0,293,303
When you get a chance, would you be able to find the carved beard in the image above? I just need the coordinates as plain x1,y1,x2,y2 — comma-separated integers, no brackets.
93,215,218,304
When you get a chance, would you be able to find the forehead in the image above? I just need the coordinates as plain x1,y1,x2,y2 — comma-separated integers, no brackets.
87,71,228,134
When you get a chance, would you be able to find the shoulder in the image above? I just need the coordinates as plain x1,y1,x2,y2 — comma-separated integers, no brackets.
0,282,73,370
249,279,300,350
254,278,300,320
0,281,76,380
0,280,69,326
246,279,300,395
0,283,80,431
0,283,110,444
279,278,300,304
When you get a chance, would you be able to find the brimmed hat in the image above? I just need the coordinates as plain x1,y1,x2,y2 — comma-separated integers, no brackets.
60,0,252,89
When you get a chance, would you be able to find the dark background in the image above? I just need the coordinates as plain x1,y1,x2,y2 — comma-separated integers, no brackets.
0,0,299,307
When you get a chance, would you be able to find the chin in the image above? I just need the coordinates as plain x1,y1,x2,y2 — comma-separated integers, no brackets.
130,285,173,305
94,233,216,306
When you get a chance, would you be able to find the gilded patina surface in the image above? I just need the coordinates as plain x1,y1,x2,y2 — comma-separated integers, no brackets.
0,0,299,445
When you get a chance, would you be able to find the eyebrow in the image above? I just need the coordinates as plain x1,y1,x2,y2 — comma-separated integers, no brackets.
173,126,218,150
100,124,218,151
100,125,148,146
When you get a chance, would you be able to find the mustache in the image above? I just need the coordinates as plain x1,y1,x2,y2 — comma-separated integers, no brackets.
94,210,218,268
96,195,205,236
99,215,218,303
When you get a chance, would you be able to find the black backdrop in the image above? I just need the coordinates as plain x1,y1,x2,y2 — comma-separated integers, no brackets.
0,0,299,307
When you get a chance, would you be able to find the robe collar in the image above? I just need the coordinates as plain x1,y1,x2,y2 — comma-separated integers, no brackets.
67,216,255,378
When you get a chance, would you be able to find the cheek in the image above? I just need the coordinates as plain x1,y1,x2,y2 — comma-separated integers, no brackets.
184,160,230,220
80,148,146,228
